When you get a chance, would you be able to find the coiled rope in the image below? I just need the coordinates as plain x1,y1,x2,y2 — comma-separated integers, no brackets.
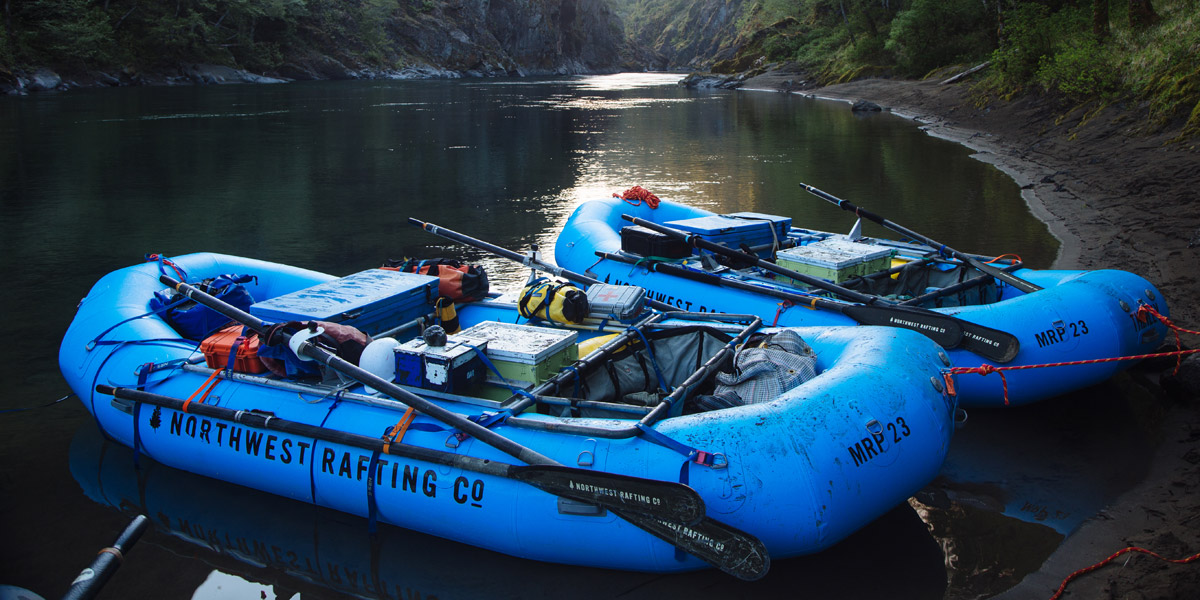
614,185,660,208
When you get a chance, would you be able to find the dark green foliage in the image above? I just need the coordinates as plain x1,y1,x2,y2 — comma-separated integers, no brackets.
989,3,1090,90
2,0,397,73
7,0,114,66
1035,34,1118,99
886,0,996,76
985,3,1116,99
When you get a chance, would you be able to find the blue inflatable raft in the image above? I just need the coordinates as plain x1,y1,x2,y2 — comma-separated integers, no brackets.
554,197,1171,407
60,253,957,579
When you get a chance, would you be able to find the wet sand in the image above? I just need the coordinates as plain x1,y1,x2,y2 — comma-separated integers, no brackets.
742,69,1200,599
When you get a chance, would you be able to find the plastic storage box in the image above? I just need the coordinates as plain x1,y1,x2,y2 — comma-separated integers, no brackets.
620,225,692,259
455,322,578,386
394,337,488,394
816,239,894,277
776,240,893,283
664,213,791,257
249,269,439,336
200,325,267,373
585,284,646,320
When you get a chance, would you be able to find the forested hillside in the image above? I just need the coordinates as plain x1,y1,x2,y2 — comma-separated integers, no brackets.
3,0,1196,135
615,0,1197,135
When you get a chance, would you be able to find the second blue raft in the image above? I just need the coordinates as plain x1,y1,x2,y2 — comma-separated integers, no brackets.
554,197,1171,407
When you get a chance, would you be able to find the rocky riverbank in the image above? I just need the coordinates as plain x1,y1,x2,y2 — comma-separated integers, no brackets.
735,67,1200,599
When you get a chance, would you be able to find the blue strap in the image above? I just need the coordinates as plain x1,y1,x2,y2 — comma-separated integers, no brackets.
559,364,582,399
459,342,536,403
87,300,191,350
367,445,383,534
634,423,719,468
132,362,156,469
309,391,345,504
635,420,716,564
453,409,513,443
225,334,244,375
628,327,671,394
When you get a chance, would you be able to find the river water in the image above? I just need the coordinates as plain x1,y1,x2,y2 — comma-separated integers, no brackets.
0,73,1159,599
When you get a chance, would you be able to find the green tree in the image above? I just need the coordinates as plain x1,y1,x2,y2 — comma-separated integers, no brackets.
887,0,996,76
1093,0,1110,38
11,0,115,65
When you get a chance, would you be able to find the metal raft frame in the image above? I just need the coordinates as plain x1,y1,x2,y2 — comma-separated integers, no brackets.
175,310,764,441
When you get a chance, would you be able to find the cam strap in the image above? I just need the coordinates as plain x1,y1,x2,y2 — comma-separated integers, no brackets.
182,368,222,413
634,423,724,470
381,407,417,455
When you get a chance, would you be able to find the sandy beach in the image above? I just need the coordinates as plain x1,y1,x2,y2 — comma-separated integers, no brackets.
740,71,1200,598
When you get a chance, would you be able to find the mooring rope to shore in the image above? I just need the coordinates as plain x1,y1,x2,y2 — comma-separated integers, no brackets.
950,305,1199,406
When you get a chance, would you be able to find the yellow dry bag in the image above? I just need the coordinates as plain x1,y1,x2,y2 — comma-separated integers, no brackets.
518,279,590,324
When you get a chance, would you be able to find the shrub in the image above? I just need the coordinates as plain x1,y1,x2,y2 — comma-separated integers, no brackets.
1035,35,1117,99
886,0,996,77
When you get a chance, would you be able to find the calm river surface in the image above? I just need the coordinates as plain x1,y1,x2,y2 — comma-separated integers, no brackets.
0,74,1159,599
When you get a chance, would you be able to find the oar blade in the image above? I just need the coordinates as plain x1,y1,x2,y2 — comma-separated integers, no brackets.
958,322,1021,364
841,304,964,349
844,304,1020,363
618,511,771,581
512,465,704,525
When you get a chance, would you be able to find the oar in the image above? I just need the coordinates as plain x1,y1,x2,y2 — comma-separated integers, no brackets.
622,215,1020,363
62,514,148,600
96,384,702,525
405,217,681,312
156,275,770,580
596,250,966,346
800,183,1043,294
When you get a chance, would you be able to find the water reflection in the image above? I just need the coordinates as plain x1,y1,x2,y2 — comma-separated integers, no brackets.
0,75,1099,599
70,424,949,600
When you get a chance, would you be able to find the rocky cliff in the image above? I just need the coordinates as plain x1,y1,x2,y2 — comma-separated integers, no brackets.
615,0,749,70
377,0,631,78
2,0,634,93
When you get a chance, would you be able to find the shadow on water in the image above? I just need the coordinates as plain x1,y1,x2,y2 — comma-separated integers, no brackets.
63,368,1165,600
918,372,1164,599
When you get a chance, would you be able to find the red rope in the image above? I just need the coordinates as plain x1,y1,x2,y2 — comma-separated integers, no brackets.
772,300,793,326
614,186,660,209
1139,304,1198,372
985,253,1023,264
1050,546,1200,600
146,253,186,281
949,305,1198,406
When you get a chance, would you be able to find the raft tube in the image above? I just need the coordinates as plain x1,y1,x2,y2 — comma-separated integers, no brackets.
555,198,1171,407
68,424,951,598
60,253,956,577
